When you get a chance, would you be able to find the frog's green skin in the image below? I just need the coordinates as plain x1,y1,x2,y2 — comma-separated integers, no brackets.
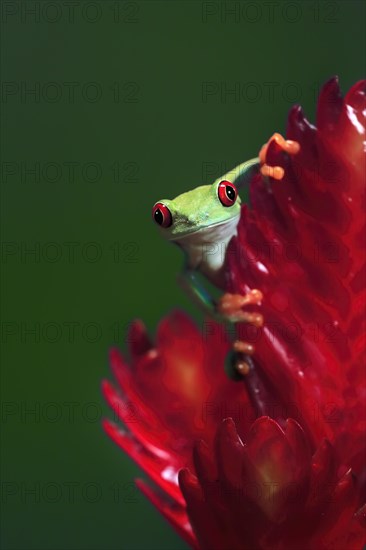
154,158,260,319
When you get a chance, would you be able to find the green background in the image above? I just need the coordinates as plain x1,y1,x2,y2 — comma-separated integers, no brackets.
1,1,365,548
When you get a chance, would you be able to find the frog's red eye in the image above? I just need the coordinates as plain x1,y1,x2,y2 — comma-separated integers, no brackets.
218,180,237,206
152,202,172,228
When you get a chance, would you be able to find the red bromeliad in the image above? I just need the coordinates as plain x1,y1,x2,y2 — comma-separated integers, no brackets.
102,77,366,549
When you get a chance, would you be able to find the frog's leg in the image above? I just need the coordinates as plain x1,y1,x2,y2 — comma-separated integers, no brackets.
212,157,260,191
179,269,264,381
178,269,263,324
214,135,300,191
177,269,218,318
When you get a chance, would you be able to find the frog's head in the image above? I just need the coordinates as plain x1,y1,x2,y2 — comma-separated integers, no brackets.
152,180,241,241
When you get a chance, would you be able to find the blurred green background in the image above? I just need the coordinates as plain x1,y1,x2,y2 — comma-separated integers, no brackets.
1,1,365,548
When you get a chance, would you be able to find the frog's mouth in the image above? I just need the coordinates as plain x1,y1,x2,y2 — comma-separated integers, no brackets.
168,213,241,243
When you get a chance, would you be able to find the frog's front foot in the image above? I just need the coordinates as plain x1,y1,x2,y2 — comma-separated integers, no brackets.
217,289,263,325
259,132,300,180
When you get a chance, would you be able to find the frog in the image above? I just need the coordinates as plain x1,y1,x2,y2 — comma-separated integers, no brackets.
152,133,300,375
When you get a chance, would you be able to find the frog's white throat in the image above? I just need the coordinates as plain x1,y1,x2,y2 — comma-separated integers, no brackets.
172,215,240,277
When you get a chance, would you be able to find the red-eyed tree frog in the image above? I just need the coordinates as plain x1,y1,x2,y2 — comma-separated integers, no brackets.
152,134,300,375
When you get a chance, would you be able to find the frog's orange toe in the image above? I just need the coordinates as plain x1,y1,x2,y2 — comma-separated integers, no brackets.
233,340,255,355
260,164,285,181
259,132,300,181
217,291,263,324
283,139,300,155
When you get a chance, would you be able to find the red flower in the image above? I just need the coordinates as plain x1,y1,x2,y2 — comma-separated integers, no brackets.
102,312,253,538
225,77,366,477
180,418,365,550
102,78,366,549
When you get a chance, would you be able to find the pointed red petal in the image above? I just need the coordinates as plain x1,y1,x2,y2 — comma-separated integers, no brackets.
103,419,185,507
136,479,197,549
127,319,152,359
